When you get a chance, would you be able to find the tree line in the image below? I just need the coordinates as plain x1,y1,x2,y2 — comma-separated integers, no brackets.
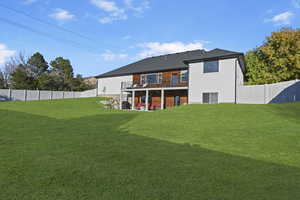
245,28,300,85
0,52,93,91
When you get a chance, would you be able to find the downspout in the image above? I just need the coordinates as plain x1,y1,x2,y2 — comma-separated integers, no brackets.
234,58,238,104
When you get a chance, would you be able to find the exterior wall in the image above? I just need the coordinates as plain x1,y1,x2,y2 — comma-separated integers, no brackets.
188,58,244,104
97,75,132,96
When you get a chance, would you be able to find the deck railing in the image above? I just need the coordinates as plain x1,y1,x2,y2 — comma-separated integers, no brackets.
121,78,188,90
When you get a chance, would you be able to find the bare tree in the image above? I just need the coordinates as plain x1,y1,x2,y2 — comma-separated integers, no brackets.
2,52,28,88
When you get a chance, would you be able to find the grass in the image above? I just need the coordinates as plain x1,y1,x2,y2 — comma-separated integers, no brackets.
0,98,300,199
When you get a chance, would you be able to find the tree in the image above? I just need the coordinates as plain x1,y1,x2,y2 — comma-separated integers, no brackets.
50,57,74,91
0,70,5,88
27,52,50,89
3,52,27,88
28,52,49,77
10,65,35,89
36,73,59,90
72,74,91,91
246,28,300,84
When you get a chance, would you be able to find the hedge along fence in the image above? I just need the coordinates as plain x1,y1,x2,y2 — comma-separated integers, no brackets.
237,79,300,104
0,88,97,102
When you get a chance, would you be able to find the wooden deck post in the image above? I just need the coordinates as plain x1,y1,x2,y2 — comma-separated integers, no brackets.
161,89,164,110
145,90,149,111
131,90,135,110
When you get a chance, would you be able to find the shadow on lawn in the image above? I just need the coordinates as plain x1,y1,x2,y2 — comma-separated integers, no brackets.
1,109,300,200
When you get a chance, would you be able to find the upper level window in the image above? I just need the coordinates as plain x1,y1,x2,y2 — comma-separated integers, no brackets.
180,70,188,82
141,73,162,84
204,60,219,73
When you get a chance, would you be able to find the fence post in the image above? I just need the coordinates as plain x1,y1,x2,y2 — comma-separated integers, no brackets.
24,90,27,101
38,90,41,100
8,88,12,101
50,91,53,100
264,84,267,104
73,91,75,99
295,79,298,102
62,91,65,99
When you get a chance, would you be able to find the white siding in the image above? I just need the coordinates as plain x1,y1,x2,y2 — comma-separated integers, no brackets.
188,58,244,104
97,75,132,96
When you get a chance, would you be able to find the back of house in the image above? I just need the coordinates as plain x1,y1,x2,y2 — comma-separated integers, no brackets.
95,48,245,110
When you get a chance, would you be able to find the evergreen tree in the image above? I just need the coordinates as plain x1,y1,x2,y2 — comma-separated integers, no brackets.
11,65,35,89
50,57,74,91
72,74,91,91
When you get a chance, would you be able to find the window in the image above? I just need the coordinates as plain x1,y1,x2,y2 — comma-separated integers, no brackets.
180,70,188,82
203,60,219,73
141,73,162,84
203,93,218,104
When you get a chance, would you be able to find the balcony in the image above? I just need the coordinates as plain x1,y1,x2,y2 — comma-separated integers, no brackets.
121,78,188,91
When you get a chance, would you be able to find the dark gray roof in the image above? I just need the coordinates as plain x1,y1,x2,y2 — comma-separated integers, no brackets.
96,48,244,78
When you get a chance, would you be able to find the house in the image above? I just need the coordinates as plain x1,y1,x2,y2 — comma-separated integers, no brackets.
95,48,245,110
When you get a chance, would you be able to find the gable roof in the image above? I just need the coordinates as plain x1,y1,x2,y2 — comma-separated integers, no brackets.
95,48,244,78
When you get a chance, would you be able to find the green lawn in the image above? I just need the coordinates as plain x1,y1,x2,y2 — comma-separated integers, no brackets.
1,98,300,200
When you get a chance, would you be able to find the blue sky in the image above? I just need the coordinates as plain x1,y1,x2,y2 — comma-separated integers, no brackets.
0,0,299,77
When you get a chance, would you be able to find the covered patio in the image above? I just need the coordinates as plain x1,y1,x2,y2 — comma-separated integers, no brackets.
121,87,188,111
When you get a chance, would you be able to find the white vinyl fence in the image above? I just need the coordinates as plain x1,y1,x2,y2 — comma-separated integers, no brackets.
237,79,300,104
0,88,97,102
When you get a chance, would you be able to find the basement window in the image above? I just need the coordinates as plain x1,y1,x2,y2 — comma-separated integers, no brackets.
203,93,218,104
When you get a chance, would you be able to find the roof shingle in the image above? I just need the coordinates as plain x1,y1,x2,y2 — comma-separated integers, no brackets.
96,48,244,78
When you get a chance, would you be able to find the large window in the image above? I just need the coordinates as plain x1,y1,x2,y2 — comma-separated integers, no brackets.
204,60,219,73
203,93,218,104
141,73,162,84
180,70,188,82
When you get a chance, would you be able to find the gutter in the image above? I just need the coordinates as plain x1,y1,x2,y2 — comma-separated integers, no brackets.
235,58,238,104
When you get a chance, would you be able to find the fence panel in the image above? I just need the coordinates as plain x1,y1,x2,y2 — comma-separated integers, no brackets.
11,90,26,101
237,85,265,104
64,92,74,99
266,80,297,103
0,88,97,102
52,91,64,99
74,92,81,98
0,89,9,101
40,91,52,100
237,80,300,104
26,90,39,101
80,89,97,98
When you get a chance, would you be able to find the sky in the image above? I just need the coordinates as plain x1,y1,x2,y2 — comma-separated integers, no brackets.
0,0,299,77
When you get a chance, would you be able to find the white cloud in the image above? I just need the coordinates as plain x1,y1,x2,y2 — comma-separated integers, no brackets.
292,0,300,8
0,43,15,65
90,0,127,23
124,0,150,12
90,0,149,23
50,9,75,21
101,51,128,61
137,41,206,58
265,11,294,25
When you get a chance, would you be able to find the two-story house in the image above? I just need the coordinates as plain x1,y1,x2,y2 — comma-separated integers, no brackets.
95,48,245,110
